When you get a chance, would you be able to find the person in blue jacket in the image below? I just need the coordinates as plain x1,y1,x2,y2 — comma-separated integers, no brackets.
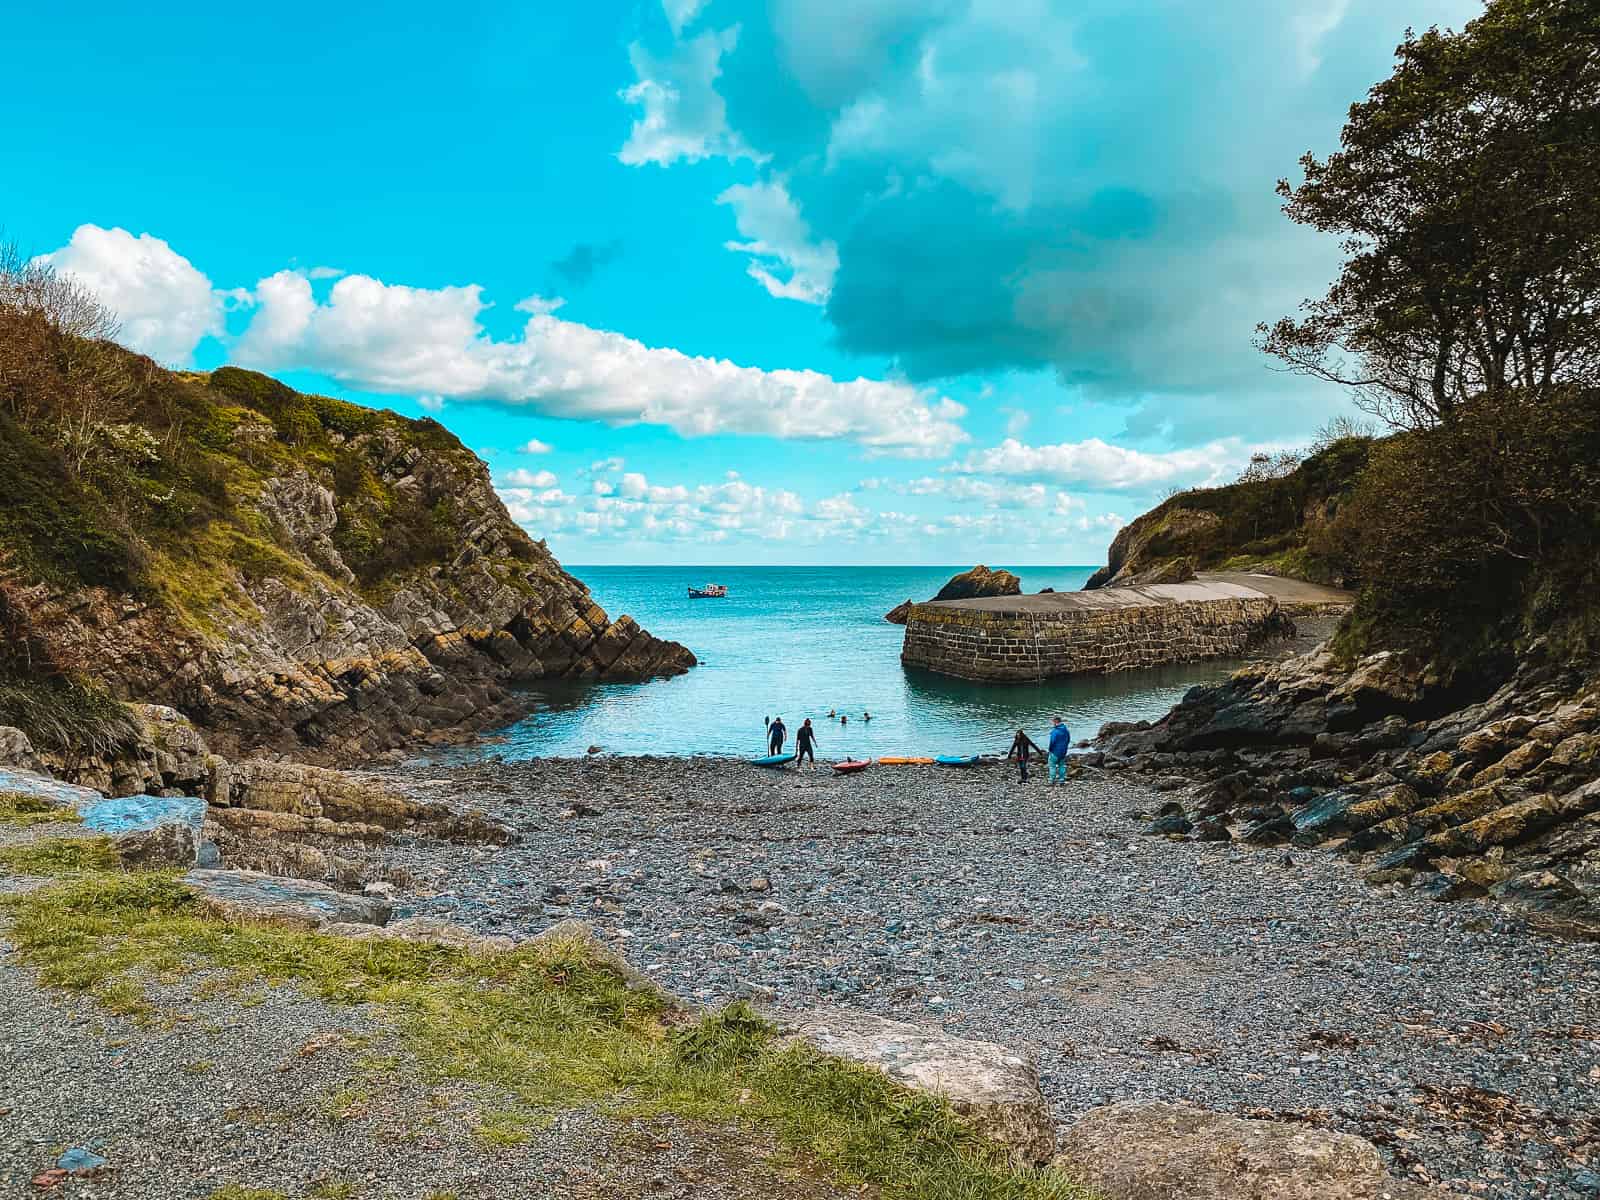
1046,716,1072,784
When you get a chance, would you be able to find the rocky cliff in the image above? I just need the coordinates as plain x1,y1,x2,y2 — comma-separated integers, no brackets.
1094,642,1600,939
0,315,692,769
1086,437,1372,590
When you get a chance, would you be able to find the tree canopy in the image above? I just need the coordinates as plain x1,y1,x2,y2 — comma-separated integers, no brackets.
1260,0,1600,428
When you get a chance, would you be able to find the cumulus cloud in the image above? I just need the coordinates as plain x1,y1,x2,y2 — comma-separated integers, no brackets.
717,179,838,304
35,225,222,363
231,269,967,456
894,476,1051,509
501,467,558,488
618,27,754,166
619,0,1479,437
520,438,553,454
955,437,1252,491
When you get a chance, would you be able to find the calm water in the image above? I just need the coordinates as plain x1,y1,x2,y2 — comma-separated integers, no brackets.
450,566,1240,761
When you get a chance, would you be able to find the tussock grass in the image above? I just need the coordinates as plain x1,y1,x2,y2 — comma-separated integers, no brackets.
0,790,81,827
0,835,119,875
6,871,1091,1200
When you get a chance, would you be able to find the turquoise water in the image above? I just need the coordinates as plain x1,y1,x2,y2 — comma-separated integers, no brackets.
456,565,1238,760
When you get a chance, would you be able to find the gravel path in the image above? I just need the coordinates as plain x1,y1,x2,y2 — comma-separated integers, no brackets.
378,756,1600,1200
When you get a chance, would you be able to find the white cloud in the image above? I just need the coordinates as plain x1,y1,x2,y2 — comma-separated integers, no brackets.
418,395,446,412
501,467,558,488
520,438,553,454
307,265,344,280
515,294,565,315
662,0,707,35
232,269,968,457
588,456,626,474
955,436,1250,491
897,476,1050,509
618,27,753,166
35,225,222,364
717,179,839,304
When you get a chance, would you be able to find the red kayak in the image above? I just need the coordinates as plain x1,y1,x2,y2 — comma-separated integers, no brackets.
832,759,873,774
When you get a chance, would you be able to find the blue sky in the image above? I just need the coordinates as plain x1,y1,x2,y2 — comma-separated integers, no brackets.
3,0,1477,565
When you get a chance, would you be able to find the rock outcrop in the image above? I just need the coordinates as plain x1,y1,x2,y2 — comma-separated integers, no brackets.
0,361,693,772
933,565,1022,602
1057,1102,1456,1199
778,1007,1056,1164
1096,642,1600,936
185,868,393,930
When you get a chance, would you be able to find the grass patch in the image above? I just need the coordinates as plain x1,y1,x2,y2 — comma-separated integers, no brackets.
208,1189,291,1200
0,791,80,827
5,871,1090,1200
0,835,119,876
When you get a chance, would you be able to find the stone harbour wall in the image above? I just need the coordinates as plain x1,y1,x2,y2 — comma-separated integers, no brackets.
900,593,1292,681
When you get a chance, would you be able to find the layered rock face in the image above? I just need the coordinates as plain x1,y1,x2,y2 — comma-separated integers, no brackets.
0,369,692,767
1096,645,1600,937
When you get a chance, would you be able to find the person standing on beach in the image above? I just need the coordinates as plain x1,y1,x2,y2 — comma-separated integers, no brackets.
1046,716,1072,784
794,719,817,768
1007,727,1042,783
768,716,787,756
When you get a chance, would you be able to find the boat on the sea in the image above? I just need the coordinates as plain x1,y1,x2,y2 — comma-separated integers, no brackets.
688,583,728,599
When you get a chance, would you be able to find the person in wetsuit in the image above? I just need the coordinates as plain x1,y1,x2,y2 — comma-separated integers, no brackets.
768,716,787,756
795,718,818,768
1007,727,1043,782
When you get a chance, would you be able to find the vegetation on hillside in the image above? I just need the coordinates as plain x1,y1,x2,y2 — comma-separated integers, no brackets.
1090,427,1375,588
1250,0,1600,682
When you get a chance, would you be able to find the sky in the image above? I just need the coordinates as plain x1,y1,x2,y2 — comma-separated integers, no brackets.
2,0,1479,566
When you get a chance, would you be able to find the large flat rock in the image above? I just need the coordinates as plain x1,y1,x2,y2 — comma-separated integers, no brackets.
778,1007,1055,1164
184,869,391,930
79,794,204,868
1056,1102,1458,1200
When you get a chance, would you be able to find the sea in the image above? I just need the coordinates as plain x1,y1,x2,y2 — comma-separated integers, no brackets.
446,565,1243,761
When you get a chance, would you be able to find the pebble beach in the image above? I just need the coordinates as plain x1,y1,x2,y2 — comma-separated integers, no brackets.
376,756,1600,1199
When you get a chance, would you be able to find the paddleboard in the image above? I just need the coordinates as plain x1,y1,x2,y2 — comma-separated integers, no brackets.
832,759,873,774
878,755,935,765
935,754,981,766
752,752,796,767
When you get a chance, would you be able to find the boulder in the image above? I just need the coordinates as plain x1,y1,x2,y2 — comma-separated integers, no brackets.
185,868,392,930
1055,1102,1457,1200
0,727,42,772
77,794,204,868
932,565,1022,602
780,1008,1055,1164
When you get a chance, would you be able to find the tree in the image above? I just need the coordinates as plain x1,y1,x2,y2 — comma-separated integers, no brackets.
1258,0,1600,429
0,239,132,474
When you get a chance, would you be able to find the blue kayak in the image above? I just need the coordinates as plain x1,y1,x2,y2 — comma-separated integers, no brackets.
935,754,981,766
752,752,796,767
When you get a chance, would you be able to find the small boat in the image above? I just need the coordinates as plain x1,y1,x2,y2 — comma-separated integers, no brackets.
688,583,728,599
878,755,935,765
935,754,982,767
832,759,873,774
752,752,795,768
